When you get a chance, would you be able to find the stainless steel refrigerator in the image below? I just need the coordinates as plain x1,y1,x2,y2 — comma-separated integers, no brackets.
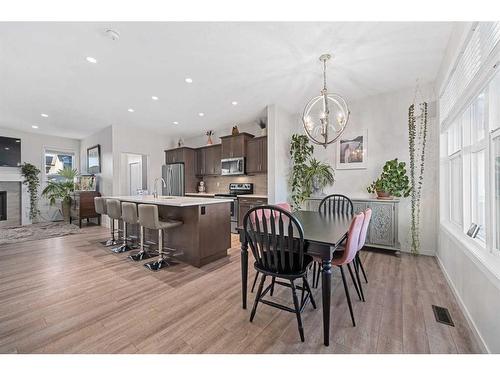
162,163,185,196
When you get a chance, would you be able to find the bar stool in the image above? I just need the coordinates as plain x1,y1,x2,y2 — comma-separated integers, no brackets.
123,202,156,262
106,199,128,253
94,197,115,246
138,204,183,271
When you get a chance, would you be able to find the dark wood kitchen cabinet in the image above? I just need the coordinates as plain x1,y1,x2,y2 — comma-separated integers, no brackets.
246,136,267,174
196,144,221,176
165,147,198,192
238,196,268,225
220,133,254,159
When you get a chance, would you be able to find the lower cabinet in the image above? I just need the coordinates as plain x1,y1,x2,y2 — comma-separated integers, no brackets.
304,197,400,251
238,197,268,226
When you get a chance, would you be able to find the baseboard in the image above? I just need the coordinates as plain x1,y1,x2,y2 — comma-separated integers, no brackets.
435,255,490,353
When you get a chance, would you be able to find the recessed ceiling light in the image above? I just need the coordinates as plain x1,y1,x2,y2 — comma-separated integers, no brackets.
151,96,159,101
4,147,10,150
15,140,20,143
198,112,204,117
231,101,238,106
41,113,49,118
32,125,39,129
86,56,98,64
128,108,135,113
173,121,179,125
185,78,193,83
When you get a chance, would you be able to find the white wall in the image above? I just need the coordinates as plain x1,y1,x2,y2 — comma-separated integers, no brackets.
267,85,439,255
435,22,498,353
111,125,169,196
80,125,113,197
180,121,264,149
312,85,439,255
0,127,80,221
267,104,301,204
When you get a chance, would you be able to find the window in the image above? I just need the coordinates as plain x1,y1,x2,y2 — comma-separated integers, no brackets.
493,131,500,252
449,155,463,225
44,150,75,182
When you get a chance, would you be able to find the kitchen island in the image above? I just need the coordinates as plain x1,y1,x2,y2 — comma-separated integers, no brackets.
109,195,232,267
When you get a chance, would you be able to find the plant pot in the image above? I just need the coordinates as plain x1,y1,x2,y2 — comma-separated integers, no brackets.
61,200,71,222
207,135,213,145
376,190,393,200
260,128,267,136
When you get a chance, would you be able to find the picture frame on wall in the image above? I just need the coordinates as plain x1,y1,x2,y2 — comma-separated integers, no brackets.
87,145,101,174
336,129,368,169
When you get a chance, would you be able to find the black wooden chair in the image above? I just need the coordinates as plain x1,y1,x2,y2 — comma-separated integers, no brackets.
313,194,368,298
243,205,316,342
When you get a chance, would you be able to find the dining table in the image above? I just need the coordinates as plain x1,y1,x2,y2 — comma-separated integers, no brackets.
238,209,353,346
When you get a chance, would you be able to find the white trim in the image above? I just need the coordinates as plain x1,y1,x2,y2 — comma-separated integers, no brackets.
435,254,489,354
440,221,500,289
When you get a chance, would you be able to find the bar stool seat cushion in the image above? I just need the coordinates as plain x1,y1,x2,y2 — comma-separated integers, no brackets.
122,202,139,225
94,197,107,215
106,199,122,220
138,204,183,230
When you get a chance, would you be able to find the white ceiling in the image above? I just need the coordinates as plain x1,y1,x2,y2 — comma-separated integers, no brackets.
0,22,453,140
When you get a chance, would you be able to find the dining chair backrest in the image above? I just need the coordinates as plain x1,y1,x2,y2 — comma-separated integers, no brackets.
250,202,291,222
319,194,354,215
244,205,305,274
358,208,372,251
334,212,365,265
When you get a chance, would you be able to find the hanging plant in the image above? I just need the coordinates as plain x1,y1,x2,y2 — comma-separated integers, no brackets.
21,162,41,220
290,134,314,209
408,102,428,255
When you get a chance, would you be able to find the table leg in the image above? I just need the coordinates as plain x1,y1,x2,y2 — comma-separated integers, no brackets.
321,259,332,346
241,240,249,309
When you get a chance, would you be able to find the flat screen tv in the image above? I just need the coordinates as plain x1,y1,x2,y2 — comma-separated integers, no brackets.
0,136,21,167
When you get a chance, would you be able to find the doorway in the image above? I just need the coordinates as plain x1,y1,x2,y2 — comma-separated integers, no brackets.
120,153,149,195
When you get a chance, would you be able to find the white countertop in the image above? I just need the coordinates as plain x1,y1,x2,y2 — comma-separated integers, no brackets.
185,192,216,197
108,195,232,207
237,194,268,199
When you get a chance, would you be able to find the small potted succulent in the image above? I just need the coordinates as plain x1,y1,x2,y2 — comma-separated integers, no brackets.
367,158,411,199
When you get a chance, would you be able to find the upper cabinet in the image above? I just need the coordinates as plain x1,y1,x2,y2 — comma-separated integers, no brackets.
220,133,254,159
196,145,221,176
246,136,267,174
165,147,194,164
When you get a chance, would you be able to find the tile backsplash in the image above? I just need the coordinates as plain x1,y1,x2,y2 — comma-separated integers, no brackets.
200,174,267,195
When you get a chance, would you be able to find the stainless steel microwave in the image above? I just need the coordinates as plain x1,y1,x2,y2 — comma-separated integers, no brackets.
221,157,245,176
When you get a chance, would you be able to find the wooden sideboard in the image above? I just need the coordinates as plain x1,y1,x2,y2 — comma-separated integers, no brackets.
304,197,400,252
70,191,101,228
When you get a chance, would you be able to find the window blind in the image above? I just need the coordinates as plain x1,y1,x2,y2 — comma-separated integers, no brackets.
440,22,500,126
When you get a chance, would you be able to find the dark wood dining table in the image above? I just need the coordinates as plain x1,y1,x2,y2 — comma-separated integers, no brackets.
238,210,352,346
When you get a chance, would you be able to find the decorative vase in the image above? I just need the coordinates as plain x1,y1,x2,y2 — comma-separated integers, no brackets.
232,126,239,136
376,190,392,200
207,135,213,145
311,176,323,197
61,200,71,222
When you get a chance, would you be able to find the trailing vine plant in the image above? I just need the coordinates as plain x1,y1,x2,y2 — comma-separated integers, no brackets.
290,134,314,209
21,162,41,220
408,101,428,254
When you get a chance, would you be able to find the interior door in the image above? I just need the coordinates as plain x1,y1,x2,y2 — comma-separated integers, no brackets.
129,162,142,195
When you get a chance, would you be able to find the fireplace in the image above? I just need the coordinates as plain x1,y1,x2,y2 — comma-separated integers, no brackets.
0,191,6,221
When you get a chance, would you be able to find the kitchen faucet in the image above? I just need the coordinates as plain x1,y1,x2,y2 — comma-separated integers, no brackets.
153,177,167,198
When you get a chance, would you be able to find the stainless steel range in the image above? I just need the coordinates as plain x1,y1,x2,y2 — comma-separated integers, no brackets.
214,183,253,233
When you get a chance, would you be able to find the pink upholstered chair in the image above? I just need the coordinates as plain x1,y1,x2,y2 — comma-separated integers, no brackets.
332,212,365,327
356,208,372,287
250,202,292,294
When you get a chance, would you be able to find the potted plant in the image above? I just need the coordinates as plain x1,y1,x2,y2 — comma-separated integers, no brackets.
367,159,411,199
41,167,78,222
206,130,214,145
258,118,267,136
304,158,335,196
20,162,41,221
290,134,314,209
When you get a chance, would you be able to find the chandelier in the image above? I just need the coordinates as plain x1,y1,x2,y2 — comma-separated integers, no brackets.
302,54,350,148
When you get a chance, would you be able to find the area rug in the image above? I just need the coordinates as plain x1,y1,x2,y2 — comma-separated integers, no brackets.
0,222,81,246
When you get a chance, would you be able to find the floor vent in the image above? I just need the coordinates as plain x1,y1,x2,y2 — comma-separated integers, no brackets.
432,305,455,326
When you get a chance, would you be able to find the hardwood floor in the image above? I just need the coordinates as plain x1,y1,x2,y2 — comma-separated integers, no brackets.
0,227,481,354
